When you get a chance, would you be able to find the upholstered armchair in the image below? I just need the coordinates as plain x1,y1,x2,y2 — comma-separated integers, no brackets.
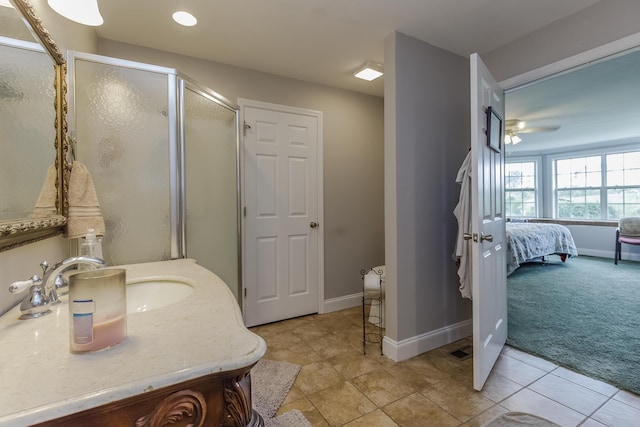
614,217,640,264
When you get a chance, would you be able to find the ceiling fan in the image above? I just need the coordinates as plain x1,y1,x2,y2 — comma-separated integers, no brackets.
504,119,561,145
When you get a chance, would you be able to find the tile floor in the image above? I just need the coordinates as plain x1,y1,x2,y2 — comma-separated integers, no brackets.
249,307,640,427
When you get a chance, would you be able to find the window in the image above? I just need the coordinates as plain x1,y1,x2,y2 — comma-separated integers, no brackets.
554,150,640,220
606,151,640,218
556,156,602,219
505,161,537,217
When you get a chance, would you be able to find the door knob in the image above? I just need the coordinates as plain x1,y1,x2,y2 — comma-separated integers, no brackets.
480,233,493,242
310,222,318,229
463,233,473,241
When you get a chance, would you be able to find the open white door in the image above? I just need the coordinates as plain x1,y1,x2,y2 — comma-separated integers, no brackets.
470,53,507,391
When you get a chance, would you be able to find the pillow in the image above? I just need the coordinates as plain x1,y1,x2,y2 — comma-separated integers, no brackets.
620,217,640,237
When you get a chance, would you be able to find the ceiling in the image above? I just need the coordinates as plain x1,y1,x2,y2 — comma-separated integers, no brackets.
93,0,640,153
95,0,601,97
505,48,640,154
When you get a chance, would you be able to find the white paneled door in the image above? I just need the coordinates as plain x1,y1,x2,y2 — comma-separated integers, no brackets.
470,54,507,391
242,100,323,327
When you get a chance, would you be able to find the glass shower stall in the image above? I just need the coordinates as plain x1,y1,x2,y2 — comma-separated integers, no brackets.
68,52,241,300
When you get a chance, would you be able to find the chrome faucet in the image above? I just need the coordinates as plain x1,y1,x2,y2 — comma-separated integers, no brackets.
8,256,107,319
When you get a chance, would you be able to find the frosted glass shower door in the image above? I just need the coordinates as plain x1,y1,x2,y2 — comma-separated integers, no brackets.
183,84,240,299
73,55,177,265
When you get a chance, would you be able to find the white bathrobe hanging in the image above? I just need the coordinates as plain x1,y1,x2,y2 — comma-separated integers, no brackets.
453,151,472,299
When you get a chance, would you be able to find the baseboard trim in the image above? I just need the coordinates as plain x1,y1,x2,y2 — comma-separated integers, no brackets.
321,292,361,314
576,249,640,262
383,319,472,362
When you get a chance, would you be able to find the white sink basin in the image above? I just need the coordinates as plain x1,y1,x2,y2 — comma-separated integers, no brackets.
126,278,193,314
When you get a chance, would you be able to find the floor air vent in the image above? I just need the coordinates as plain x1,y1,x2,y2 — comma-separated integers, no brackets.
450,345,473,360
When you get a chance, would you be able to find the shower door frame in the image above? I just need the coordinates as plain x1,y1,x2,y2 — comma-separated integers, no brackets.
68,51,243,302
177,78,243,303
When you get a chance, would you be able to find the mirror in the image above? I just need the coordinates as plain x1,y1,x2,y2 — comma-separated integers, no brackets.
0,0,68,251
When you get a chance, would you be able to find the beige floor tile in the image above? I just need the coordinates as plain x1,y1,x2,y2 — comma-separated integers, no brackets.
613,389,640,410
551,367,619,397
329,349,383,380
501,388,587,426
265,343,325,366
308,381,377,427
261,329,306,349
381,362,445,391
419,346,474,378
591,398,640,427
251,307,640,427
281,383,305,407
528,373,609,415
420,378,495,422
307,333,357,359
388,353,453,386
342,409,400,427
351,368,416,407
288,320,335,340
296,361,345,395
278,396,330,427
382,392,460,427
492,353,547,386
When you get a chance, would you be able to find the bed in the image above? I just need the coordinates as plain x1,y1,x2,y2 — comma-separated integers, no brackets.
506,222,578,276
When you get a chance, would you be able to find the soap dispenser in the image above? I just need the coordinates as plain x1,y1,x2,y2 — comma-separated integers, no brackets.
79,229,103,259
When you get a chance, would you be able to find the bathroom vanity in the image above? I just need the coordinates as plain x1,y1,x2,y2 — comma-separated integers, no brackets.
0,259,266,427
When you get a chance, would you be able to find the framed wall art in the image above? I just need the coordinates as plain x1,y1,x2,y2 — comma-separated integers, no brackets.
486,106,502,153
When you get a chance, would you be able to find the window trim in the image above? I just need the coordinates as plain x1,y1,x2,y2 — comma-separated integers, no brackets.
549,145,640,220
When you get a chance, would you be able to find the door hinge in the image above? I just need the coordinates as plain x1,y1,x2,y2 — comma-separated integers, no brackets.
243,206,247,217
244,288,247,298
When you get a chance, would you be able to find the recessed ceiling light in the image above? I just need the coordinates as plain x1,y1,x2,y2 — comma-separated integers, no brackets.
353,61,384,81
172,10,197,27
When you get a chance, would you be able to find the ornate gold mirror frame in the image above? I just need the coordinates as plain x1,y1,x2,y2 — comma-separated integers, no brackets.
0,0,68,251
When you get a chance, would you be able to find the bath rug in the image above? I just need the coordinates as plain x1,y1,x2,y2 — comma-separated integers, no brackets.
481,411,561,427
264,409,313,427
251,359,301,418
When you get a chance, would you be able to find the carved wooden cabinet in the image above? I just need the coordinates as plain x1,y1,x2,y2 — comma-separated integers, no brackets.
32,365,263,427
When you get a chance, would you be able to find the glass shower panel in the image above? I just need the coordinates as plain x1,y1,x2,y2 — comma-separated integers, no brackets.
183,85,239,299
75,59,173,265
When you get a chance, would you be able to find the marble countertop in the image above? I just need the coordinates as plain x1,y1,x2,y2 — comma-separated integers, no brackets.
0,259,266,427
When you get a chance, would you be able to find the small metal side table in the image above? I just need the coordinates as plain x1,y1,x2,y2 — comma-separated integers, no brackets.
361,267,384,355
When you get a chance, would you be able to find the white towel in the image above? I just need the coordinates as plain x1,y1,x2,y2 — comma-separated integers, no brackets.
65,161,105,239
453,151,472,299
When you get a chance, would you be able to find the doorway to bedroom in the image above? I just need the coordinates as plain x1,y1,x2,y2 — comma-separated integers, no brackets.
503,43,640,396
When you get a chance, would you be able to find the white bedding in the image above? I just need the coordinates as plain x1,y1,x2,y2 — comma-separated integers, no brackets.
506,222,578,276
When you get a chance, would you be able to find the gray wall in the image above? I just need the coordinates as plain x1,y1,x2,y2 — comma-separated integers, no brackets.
484,0,640,82
97,39,385,303
384,32,471,343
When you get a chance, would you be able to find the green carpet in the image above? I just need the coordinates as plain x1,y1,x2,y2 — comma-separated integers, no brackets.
507,255,640,395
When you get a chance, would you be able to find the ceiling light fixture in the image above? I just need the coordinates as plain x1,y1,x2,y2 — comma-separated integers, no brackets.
47,0,103,26
0,0,14,8
504,132,521,145
353,61,383,81
172,11,197,27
